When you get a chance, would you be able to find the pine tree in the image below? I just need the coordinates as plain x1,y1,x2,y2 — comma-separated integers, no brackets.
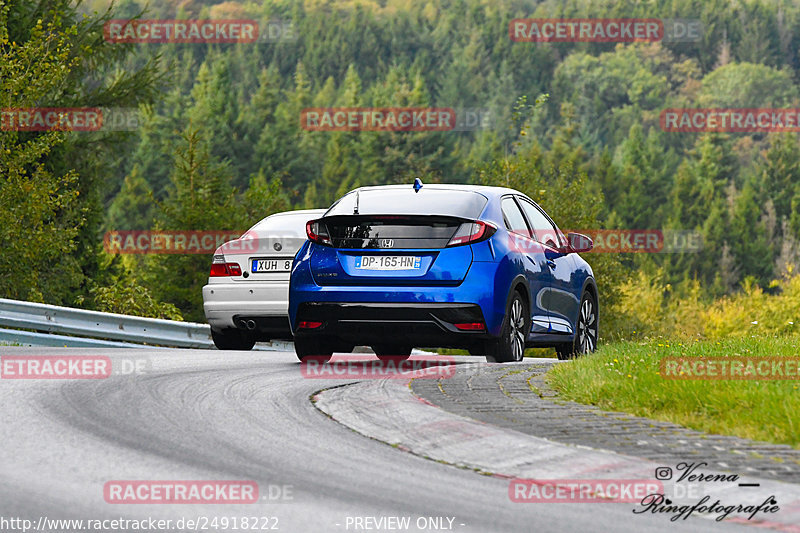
106,166,155,230
144,128,239,321
759,133,800,222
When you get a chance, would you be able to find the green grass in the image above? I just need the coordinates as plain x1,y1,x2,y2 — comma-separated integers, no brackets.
546,336,800,448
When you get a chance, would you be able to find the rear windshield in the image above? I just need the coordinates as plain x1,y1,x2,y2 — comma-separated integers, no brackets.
326,188,488,219
324,216,460,249
249,213,320,235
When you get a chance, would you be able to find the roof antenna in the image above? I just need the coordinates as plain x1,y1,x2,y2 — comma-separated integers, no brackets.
413,178,423,193
353,189,360,214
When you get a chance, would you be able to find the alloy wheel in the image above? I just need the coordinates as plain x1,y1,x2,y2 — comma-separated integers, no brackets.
577,296,597,354
509,298,526,361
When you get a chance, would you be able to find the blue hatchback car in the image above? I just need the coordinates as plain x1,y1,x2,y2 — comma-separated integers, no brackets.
288,182,598,363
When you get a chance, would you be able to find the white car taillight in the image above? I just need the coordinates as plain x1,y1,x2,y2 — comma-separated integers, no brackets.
209,254,242,277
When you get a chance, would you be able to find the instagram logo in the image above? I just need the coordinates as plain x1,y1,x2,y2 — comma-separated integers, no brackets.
655,467,673,480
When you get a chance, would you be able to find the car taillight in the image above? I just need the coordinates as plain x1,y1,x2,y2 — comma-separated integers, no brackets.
454,322,485,331
306,219,332,246
447,221,496,247
209,255,242,277
298,321,323,329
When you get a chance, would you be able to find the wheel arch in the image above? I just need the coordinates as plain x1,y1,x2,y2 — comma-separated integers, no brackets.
582,277,599,314
507,274,531,315
489,273,530,337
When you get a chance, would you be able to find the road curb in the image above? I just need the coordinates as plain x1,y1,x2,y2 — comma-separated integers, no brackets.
313,364,800,530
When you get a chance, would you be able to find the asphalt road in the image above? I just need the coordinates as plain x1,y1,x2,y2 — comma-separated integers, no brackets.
0,348,755,533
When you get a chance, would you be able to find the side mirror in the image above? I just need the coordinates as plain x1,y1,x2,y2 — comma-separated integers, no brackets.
567,232,593,253
544,238,567,260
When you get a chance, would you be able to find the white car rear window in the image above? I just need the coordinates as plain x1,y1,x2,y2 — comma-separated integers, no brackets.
250,213,319,235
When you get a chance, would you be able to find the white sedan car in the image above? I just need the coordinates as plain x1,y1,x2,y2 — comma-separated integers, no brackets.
203,209,325,350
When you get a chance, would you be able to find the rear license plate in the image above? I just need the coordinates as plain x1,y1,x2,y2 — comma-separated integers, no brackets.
355,256,421,270
251,258,293,273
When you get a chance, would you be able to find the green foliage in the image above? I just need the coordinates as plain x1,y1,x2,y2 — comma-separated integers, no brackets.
142,128,288,321
99,2,800,317
106,166,155,230
0,3,85,303
9,0,800,345
142,128,240,321
760,133,800,222
550,44,679,147
606,270,800,342
242,172,291,222
154,128,239,231
698,63,798,108
473,141,630,335
0,0,160,306
89,283,183,320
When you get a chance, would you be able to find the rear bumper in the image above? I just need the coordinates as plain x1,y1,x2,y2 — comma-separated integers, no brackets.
289,259,510,348
294,302,489,347
202,281,291,338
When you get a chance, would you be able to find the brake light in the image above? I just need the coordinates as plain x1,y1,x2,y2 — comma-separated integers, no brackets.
210,263,228,276
306,219,332,246
209,255,242,277
298,321,323,329
447,221,496,247
454,322,485,331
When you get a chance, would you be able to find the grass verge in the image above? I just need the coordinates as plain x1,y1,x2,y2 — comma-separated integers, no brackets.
546,336,800,448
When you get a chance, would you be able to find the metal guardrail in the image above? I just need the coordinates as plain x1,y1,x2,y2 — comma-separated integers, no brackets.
0,328,175,349
0,298,213,348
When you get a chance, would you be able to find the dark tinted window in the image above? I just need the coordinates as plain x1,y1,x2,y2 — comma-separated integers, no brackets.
326,188,487,219
517,199,556,243
325,216,460,249
501,197,530,237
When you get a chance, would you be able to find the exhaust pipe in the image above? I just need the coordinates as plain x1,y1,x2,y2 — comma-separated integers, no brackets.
246,320,257,330
237,319,248,330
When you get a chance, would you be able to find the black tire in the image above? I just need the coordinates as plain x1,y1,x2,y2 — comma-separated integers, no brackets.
484,290,528,363
372,345,412,361
556,290,598,360
211,328,256,351
294,336,334,363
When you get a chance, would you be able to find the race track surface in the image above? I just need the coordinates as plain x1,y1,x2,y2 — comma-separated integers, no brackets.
0,348,759,532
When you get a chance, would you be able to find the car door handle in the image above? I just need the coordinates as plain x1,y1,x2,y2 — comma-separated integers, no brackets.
545,260,556,269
